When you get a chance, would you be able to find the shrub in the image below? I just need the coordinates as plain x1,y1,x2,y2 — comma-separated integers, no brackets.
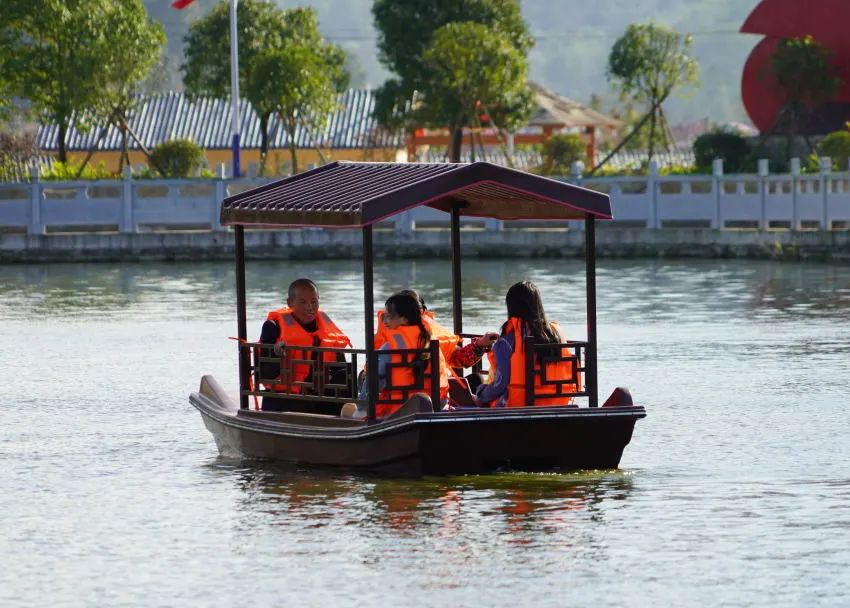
40,161,115,181
540,133,586,175
149,139,203,178
693,131,751,173
818,130,850,171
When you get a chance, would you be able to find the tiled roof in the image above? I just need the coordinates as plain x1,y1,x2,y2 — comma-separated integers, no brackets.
528,82,622,129
220,161,612,227
37,89,404,152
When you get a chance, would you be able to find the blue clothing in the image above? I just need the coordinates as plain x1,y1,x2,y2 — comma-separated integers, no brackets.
475,332,515,408
357,343,391,401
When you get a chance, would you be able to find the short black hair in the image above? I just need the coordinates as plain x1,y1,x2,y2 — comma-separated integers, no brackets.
287,278,318,300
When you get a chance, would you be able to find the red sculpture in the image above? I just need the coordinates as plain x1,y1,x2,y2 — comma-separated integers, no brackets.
740,0,850,133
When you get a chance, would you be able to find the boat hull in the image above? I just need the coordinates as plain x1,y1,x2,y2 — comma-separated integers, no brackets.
190,375,645,476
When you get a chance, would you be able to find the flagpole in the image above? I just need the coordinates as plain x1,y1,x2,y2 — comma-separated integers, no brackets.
229,0,241,178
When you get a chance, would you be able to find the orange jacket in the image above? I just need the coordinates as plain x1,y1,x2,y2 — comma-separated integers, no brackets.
376,310,460,366
263,307,351,394
376,324,448,418
488,317,579,407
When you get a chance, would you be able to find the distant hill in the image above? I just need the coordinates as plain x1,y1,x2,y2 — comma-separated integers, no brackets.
144,0,761,125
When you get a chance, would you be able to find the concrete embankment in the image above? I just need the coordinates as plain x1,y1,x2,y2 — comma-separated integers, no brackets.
1,228,849,264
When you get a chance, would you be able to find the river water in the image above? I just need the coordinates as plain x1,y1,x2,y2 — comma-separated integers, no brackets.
1,258,848,607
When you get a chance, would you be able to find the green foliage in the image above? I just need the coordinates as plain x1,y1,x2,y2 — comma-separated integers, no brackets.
148,140,203,178
607,23,699,163
249,41,345,174
608,23,699,104
693,131,752,173
372,0,534,161
422,21,533,131
0,0,165,163
817,130,850,171
539,133,586,175
770,36,842,117
40,161,115,181
184,3,347,163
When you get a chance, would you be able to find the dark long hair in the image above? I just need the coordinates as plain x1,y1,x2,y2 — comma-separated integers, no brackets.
385,293,431,351
502,281,562,361
394,288,427,311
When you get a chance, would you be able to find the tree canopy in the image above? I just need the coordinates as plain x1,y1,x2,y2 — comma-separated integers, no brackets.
372,0,534,161
769,35,842,133
607,22,699,163
248,43,345,174
183,1,346,165
0,0,164,163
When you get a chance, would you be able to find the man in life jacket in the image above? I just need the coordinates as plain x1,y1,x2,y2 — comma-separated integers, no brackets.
259,278,352,414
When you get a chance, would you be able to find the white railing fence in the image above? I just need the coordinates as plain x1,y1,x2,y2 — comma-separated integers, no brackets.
1,159,849,235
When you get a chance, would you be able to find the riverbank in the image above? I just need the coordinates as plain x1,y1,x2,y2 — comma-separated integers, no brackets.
1,227,849,263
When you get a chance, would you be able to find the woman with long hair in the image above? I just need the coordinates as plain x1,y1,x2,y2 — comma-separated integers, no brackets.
475,280,579,408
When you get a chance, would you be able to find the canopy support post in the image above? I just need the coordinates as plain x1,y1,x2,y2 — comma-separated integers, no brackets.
235,225,249,410
362,225,377,421
450,204,463,335
585,214,598,407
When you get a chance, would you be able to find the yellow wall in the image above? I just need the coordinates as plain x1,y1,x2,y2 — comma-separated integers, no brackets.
64,147,405,175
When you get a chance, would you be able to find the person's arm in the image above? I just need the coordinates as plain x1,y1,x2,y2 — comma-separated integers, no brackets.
358,344,391,400
259,320,281,380
475,334,514,405
447,333,499,368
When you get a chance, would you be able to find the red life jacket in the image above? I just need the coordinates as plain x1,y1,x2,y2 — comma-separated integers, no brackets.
487,317,579,407
376,324,448,418
262,307,351,394
375,310,459,371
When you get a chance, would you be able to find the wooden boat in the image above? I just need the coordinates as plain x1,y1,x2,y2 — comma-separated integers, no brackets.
190,161,646,475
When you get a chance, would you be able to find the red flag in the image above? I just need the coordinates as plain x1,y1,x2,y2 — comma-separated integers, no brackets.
171,0,195,9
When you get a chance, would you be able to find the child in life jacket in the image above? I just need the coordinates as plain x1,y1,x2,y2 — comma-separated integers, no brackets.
474,280,578,408
356,292,449,417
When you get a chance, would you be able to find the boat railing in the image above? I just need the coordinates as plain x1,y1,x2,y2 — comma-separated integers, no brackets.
525,338,589,405
377,340,442,407
238,339,442,408
241,341,363,404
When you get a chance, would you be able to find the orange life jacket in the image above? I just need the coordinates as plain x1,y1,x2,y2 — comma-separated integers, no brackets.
376,324,449,418
487,317,578,407
375,310,460,369
262,307,351,394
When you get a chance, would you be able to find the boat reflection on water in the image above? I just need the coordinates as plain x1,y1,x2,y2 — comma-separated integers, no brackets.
211,460,634,542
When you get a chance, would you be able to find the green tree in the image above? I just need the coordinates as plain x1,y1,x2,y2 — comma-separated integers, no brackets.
86,0,165,175
421,22,533,161
372,0,534,162
248,43,345,174
183,2,346,164
607,23,699,164
769,36,842,134
1,0,122,162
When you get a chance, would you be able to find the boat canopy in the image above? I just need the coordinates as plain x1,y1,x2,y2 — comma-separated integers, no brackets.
220,161,612,228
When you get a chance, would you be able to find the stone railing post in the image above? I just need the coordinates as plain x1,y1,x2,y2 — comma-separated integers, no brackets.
712,158,724,229
820,156,831,230
397,209,414,234
213,163,226,231
758,158,769,230
648,160,659,229
790,157,800,230
121,165,134,233
28,165,43,235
